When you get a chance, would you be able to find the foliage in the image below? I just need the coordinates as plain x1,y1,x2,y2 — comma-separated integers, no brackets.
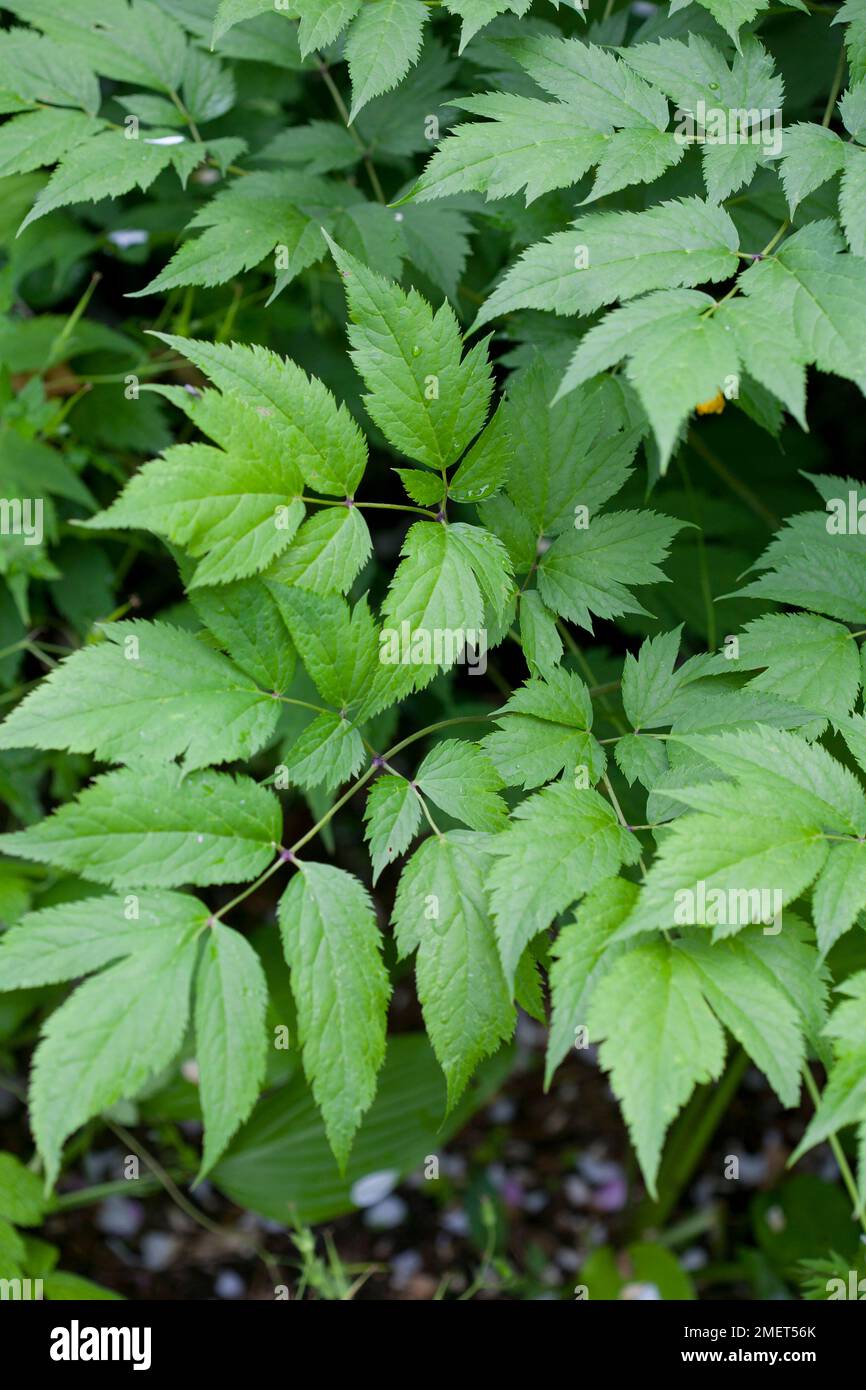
0,0,865,1300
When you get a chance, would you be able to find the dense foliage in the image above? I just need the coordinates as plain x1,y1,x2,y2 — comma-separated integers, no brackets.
0,0,865,1300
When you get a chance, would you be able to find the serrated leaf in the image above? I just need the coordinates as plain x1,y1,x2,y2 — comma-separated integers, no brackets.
0,766,281,888
150,333,368,497
265,505,372,596
327,235,493,470
556,289,740,469
546,876,638,1088
0,620,279,770
346,0,427,122
483,668,603,790
518,591,563,681
31,929,199,1186
0,891,208,990
677,934,804,1106
392,831,514,1104
194,924,267,1179
278,863,390,1168
812,841,866,957
364,774,422,882
588,943,726,1198
415,739,507,830
477,197,738,326
488,783,641,985
538,510,685,630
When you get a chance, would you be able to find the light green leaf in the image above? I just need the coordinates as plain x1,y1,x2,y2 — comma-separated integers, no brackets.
812,841,866,957
488,783,641,985
194,924,268,1179
363,774,423,882
0,620,278,770
150,333,368,496
345,0,427,122
476,197,739,325
415,739,508,830
545,877,638,1088
327,235,493,470
483,668,603,790
0,767,281,888
677,934,804,1106
556,289,740,469
0,891,208,990
279,863,390,1168
393,831,514,1104
588,943,726,1198
31,929,199,1186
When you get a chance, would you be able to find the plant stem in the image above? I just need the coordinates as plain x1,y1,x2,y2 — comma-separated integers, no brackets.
801,1064,866,1232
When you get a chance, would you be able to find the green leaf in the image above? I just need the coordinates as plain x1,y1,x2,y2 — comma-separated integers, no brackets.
677,934,804,1106
812,841,866,957
271,588,378,711
737,222,866,399
415,739,508,830
0,891,207,989
19,130,179,232
278,863,390,1168
538,510,685,630
392,831,514,1104
0,25,101,112
327,235,493,470
31,929,199,1187
508,33,669,129
409,94,609,204
555,289,740,469
588,943,726,1198
518,591,563,680
482,668,604,790
150,333,368,496
0,766,281,888
488,783,641,985
478,198,739,325
705,613,861,721
545,877,638,1088
777,124,845,214
265,505,372,596
380,520,484,682
0,620,279,770
346,0,427,122
293,0,362,57
443,0,531,53
280,712,366,792
89,379,302,583
194,924,268,1179
191,576,296,693
363,773,423,882
498,359,639,534
0,1152,45,1226
0,109,103,179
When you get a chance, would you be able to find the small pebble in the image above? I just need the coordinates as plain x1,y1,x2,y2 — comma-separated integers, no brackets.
350,1169,400,1209
96,1196,145,1239
215,1269,246,1299
363,1195,407,1231
140,1232,181,1272
390,1250,423,1290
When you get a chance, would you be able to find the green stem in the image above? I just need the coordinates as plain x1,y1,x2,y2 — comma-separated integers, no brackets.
801,1064,866,1232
